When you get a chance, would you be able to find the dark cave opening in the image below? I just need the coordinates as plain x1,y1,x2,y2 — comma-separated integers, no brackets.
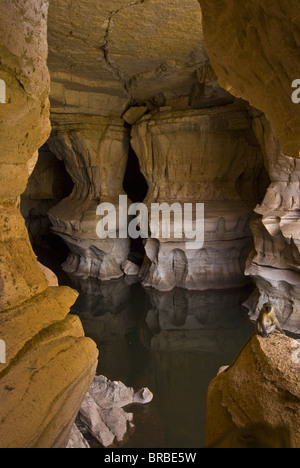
123,143,149,204
123,142,149,267
20,143,74,278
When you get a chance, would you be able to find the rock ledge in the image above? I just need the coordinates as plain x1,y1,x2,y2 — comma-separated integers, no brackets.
206,334,300,448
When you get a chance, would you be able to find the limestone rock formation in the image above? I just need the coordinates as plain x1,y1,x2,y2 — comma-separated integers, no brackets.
5,0,300,450
47,0,208,115
48,115,130,281
38,262,59,287
0,0,98,448
199,0,300,159
46,0,233,285
131,102,267,291
206,334,300,448
198,1,300,332
122,260,141,277
75,375,153,448
80,392,133,448
66,424,90,449
244,116,300,334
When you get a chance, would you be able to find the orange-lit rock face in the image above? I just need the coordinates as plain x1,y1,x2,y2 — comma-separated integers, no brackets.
0,0,50,201
199,0,300,158
48,0,207,115
0,0,98,448
206,334,300,448
0,0,51,312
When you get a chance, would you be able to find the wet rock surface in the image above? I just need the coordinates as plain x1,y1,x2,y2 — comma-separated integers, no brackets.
68,375,153,448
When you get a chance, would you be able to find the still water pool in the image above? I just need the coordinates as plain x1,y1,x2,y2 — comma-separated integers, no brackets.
60,273,254,448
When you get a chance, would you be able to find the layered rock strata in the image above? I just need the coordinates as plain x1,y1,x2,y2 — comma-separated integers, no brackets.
48,115,130,281
199,0,300,159
47,0,208,113
199,0,300,333
0,0,98,448
244,116,300,334
46,0,232,286
206,334,300,448
131,103,267,291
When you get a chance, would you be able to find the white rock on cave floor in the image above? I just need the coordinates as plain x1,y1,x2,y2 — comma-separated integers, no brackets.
67,375,153,449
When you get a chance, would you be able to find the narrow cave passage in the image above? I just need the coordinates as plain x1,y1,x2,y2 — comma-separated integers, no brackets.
123,141,149,204
123,141,149,267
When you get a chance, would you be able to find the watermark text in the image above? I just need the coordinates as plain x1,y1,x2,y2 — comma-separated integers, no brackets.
291,339,300,364
291,79,300,104
96,196,205,250
0,339,6,364
0,79,6,104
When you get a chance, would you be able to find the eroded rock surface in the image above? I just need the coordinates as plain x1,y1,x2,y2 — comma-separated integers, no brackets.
66,424,90,449
0,0,98,448
243,116,300,333
206,334,300,448
48,115,130,281
199,0,300,158
131,103,267,291
45,0,232,289
46,0,233,285
48,0,208,114
69,375,153,448
198,1,300,332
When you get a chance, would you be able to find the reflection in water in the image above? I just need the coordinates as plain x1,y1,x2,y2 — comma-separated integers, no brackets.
66,275,254,448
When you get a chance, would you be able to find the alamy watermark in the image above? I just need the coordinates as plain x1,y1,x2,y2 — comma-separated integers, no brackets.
96,195,205,250
0,79,6,104
291,79,300,104
291,339,300,364
0,340,6,364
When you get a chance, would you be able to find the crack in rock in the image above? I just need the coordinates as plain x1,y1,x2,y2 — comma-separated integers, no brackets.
100,0,146,101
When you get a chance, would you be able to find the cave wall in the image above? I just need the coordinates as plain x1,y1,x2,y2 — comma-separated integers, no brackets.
131,102,267,291
21,144,73,248
206,334,300,448
244,115,300,333
2,0,300,449
198,0,300,333
46,0,212,283
48,115,131,281
198,0,300,446
0,0,98,448
199,0,300,159
47,0,207,110
46,0,269,291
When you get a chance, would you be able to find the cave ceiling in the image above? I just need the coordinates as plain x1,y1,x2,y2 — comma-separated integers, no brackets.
47,0,208,116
